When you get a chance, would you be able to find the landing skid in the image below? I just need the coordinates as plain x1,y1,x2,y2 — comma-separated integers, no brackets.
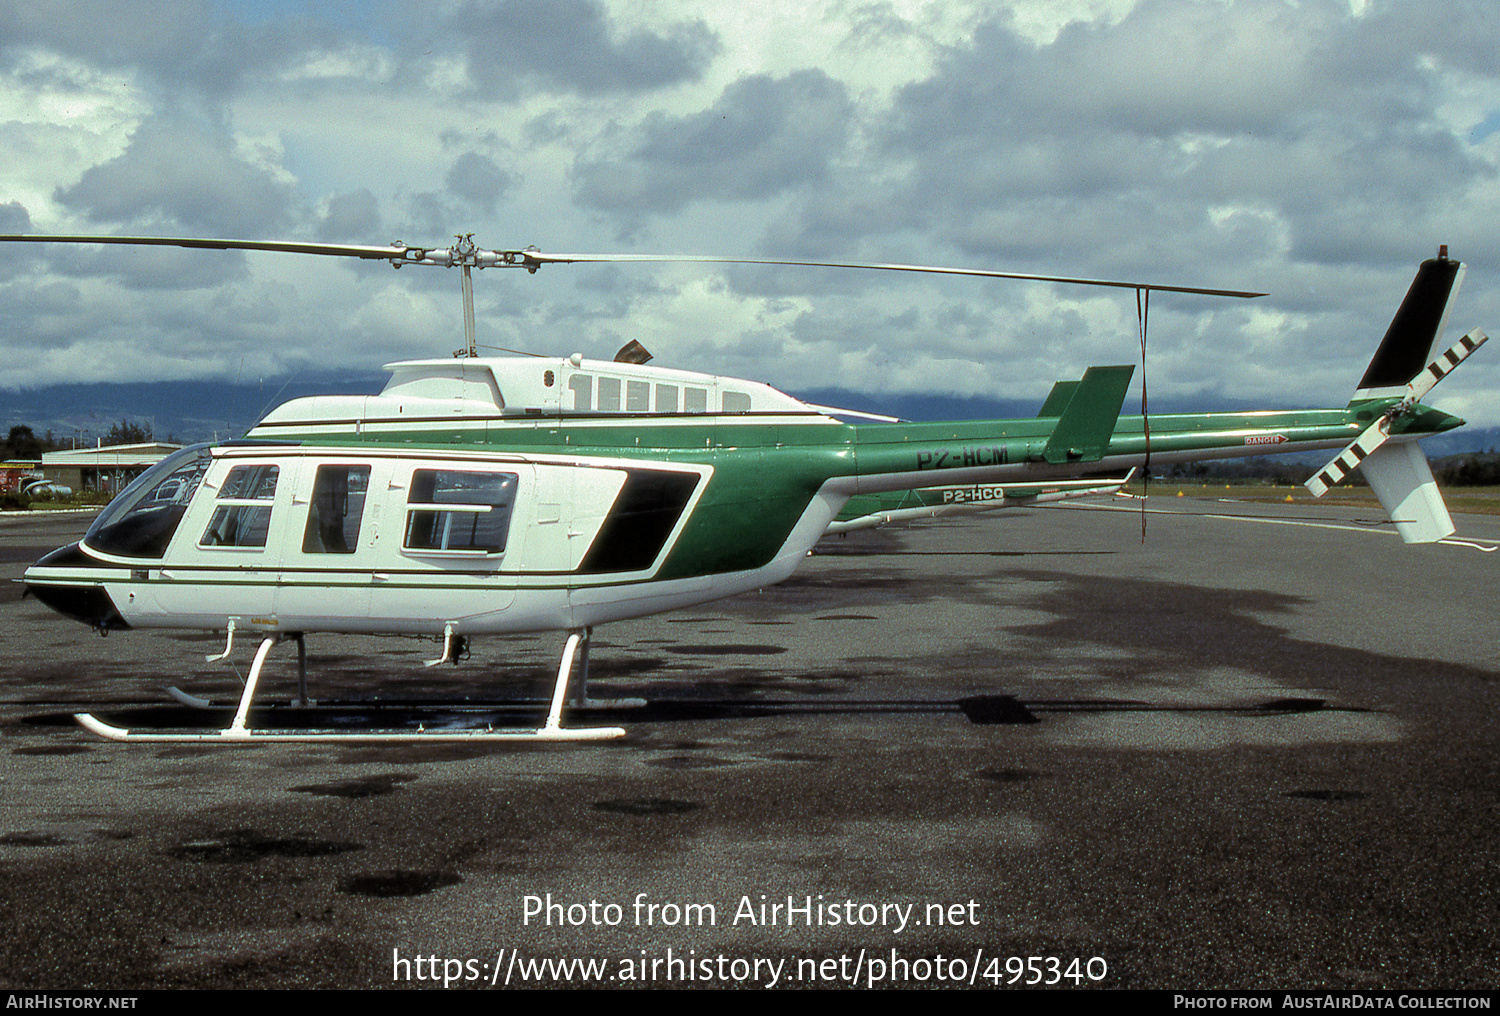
73,712,621,743
76,630,626,743
161,626,645,712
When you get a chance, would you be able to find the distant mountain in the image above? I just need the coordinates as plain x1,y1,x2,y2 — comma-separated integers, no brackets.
0,373,385,447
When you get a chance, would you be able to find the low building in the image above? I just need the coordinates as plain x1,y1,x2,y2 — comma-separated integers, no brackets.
41,443,182,495
1,462,42,494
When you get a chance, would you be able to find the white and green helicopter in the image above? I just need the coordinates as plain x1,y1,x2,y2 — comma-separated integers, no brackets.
11,235,1486,743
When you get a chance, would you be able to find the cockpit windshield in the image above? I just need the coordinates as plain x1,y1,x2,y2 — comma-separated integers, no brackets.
83,444,214,559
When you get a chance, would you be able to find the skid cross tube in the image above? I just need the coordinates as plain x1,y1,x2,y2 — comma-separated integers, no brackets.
73,631,626,743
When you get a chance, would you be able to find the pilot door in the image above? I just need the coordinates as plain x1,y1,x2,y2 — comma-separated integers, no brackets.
149,456,287,629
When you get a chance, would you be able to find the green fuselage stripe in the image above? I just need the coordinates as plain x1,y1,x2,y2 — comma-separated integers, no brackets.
252,397,1462,578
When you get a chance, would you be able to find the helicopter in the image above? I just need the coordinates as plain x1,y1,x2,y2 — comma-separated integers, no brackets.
9,234,1487,743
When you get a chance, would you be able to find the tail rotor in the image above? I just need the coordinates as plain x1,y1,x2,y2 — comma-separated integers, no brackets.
1305,326,1487,498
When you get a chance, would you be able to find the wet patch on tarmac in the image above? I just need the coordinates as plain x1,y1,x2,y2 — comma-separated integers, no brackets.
586,656,675,677
774,569,990,608
92,829,135,841
0,662,143,696
1285,789,1369,802
975,767,1049,783
959,695,1039,724
790,669,865,682
167,830,363,863
12,712,104,731
10,744,92,755
667,644,786,656
646,754,738,770
289,773,417,798
592,798,702,816
753,751,831,763
154,745,257,759
339,870,462,898
334,744,542,764
0,831,70,847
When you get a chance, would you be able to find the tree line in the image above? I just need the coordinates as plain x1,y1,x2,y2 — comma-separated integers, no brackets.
3,420,156,460
1160,452,1500,488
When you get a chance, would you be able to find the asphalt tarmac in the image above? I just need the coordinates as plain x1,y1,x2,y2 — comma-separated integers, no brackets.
1,496,1497,990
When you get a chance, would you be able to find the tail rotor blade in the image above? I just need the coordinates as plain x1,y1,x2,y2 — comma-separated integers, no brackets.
1310,326,1486,498
1305,417,1392,497
1405,327,1487,403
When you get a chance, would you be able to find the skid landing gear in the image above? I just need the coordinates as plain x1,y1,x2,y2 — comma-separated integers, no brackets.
568,628,647,710
74,629,627,743
167,632,315,709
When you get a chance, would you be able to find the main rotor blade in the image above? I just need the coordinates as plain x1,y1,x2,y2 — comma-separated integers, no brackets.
0,234,1267,297
0,233,414,260
520,251,1267,298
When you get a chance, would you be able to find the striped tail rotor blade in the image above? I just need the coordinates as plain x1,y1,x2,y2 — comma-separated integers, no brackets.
1305,418,1391,497
1406,327,1487,402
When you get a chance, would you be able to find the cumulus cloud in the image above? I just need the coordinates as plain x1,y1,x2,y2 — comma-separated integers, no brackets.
456,0,719,98
572,70,854,221
0,2,216,74
54,114,294,237
0,202,32,280
865,0,1500,282
0,0,332,96
445,153,516,214
316,189,383,241
1,0,1498,422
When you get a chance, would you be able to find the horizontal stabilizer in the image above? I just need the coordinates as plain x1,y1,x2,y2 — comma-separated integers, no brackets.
1360,441,1454,544
1042,365,1134,464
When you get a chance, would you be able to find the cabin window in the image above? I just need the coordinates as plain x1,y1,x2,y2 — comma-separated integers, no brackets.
200,464,278,549
598,377,621,411
579,469,701,573
302,465,371,554
723,391,752,413
684,387,708,413
627,380,650,412
656,384,678,413
84,443,213,559
568,374,591,410
404,469,518,554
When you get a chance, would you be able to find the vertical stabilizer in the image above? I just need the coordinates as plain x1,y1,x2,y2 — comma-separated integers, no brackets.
1360,441,1454,544
1037,380,1080,418
1355,255,1465,399
1042,365,1134,464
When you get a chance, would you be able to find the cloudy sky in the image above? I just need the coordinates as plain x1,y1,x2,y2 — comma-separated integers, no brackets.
2,0,1498,427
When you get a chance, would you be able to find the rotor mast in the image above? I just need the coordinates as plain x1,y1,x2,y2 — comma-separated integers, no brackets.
455,235,478,358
